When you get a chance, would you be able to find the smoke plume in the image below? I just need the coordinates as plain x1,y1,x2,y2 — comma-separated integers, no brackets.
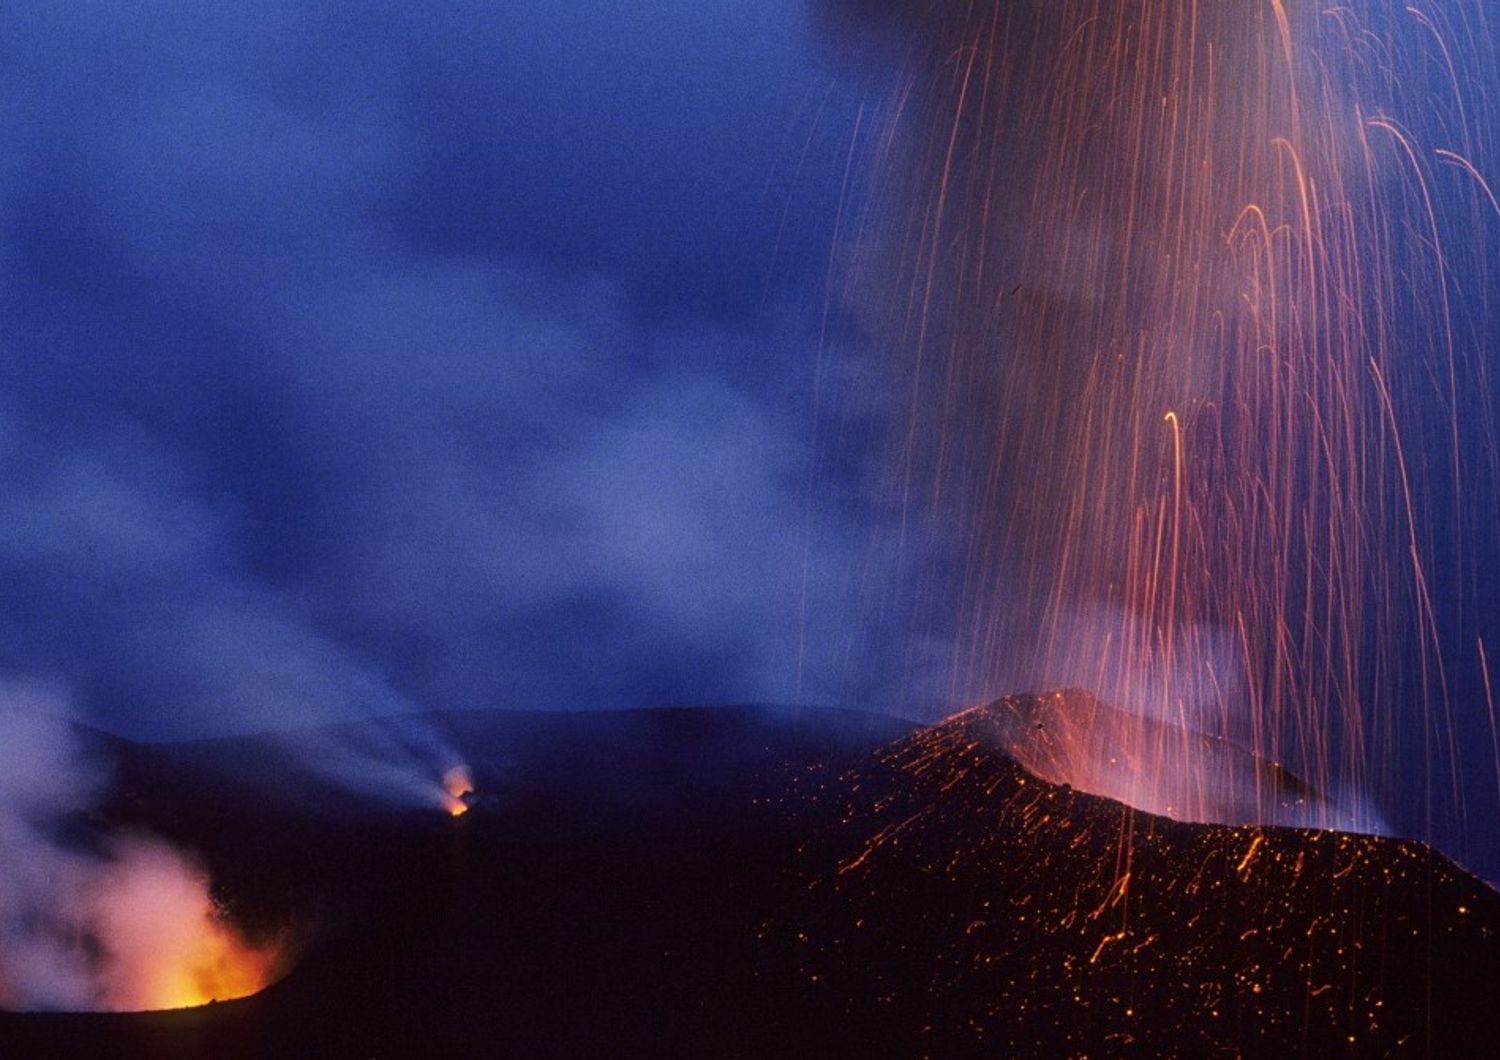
0,686,276,1012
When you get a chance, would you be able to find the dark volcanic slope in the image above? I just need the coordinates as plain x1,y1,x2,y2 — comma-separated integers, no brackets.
777,695,1500,1057
2,698,1496,1058
0,705,915,1059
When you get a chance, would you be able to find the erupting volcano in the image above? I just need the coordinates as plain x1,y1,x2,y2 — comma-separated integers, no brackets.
845,0,1500,876
2,0,1498,1054
2,704,1492,1057
778,699,1500,1056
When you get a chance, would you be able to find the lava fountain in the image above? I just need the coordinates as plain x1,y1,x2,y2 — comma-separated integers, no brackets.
836,1,1500,861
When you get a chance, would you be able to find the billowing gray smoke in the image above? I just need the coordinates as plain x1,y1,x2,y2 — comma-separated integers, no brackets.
0,686,277,1012
0,0,939,743
0,1,952,1005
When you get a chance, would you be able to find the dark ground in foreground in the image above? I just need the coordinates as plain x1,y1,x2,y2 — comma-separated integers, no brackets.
0,697,1496,1058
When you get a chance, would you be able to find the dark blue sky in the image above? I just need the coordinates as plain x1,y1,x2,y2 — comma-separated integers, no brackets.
0,0,947,738
2,0,1495,882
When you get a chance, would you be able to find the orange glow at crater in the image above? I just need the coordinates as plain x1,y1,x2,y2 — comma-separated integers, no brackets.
135,916,279,1011
442,764,474,816
94,838,281,1012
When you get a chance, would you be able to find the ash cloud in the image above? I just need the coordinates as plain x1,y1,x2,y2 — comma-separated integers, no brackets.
0,1,944,740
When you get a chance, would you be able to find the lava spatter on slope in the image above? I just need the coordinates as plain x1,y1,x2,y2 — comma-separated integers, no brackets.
776,693,1500,1057
989,690,1361,830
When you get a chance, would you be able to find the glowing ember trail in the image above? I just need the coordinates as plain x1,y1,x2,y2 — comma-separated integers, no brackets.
842,0,1500,860
779,703,1500,1055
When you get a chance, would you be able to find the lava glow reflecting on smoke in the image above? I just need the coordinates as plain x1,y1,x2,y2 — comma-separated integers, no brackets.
92,839,279,1012
443,765,475,817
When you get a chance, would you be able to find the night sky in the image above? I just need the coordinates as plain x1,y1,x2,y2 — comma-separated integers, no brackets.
0,1,944,739
1,2,1496,880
